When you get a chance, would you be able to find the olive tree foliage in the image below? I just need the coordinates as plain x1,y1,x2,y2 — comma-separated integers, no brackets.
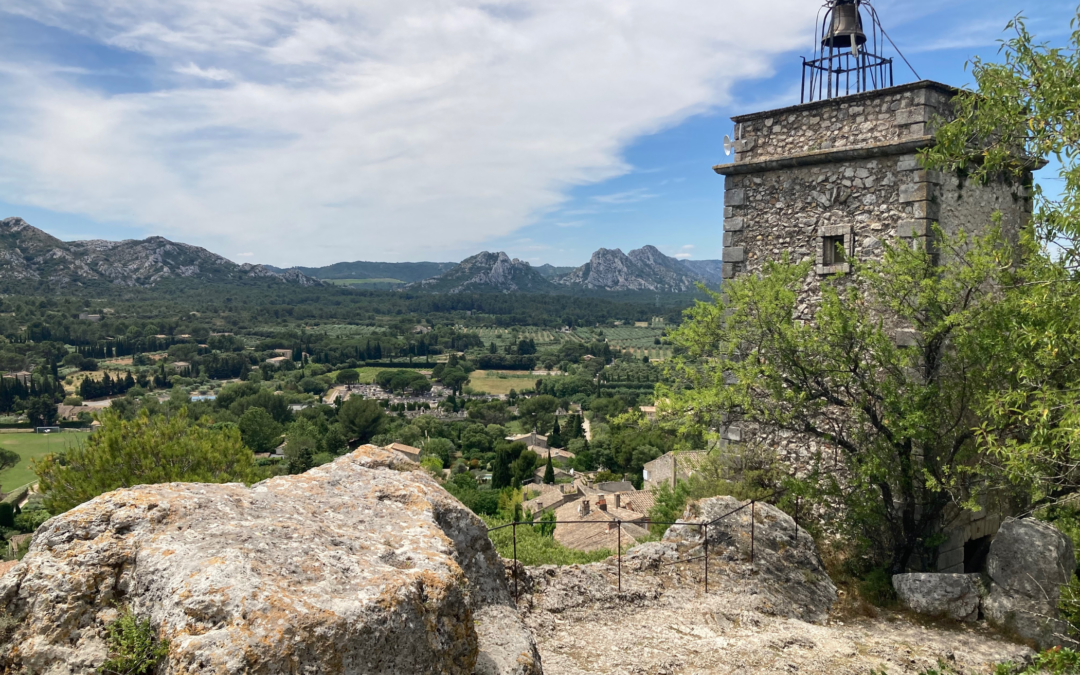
662,232,1010,573
34,408,262,514
918,14,1080,504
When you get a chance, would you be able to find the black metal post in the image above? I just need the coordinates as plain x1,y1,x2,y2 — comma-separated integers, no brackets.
704,522,709,594
750,501,755,566
617,520,622,594
801,58,807,104
512,521,518,600
794,496,799,543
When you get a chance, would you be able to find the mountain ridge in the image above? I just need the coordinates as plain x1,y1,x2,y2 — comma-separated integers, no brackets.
0,217,320,290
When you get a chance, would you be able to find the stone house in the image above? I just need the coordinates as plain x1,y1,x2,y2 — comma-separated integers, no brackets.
506,432,547,450
712,80,1035,572
643,451,708,491
554,493,652,552
386,442,421,463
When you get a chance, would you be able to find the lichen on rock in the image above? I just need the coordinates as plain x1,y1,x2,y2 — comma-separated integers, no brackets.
0,445,540,675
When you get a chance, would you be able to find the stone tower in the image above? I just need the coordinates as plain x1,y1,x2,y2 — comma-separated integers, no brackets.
714,80,1032,282
711,81,1034,573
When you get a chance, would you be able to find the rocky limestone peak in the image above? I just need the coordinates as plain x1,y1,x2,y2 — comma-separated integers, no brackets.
414,250,553,294
0,217,320,289
0,446,540,674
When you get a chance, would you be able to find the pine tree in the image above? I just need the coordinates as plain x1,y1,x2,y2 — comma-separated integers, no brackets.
543,451,555,484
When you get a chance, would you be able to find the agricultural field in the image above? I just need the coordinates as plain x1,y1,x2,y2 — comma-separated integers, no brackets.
574,326,672,361
308,324,389,339
467,370,559,396
0,431,87,492
325,367,400,385
464,327,567,350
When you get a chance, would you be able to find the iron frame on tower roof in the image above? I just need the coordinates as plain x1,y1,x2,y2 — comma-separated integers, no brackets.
801,0,894,103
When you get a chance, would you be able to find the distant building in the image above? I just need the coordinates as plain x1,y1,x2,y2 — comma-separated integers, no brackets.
642,451,709,491
506,432,547,449
78,313,101,322
554,494,652,552
387,442,422,463
57,405,95,421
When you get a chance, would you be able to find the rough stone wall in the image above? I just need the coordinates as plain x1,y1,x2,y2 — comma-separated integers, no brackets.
730,82,955,163
715,81,1033,574
721,156,1031,284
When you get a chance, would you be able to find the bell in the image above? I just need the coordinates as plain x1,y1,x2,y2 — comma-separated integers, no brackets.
822,1,867,50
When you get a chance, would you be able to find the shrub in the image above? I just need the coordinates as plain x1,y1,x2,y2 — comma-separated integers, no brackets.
13,508,50,533
482,516,611,566
99,607,170,675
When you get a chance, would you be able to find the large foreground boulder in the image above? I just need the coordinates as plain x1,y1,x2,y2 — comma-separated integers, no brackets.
983,517,1075,649
664,496,837,622
0,445,541,675
892,573,982,622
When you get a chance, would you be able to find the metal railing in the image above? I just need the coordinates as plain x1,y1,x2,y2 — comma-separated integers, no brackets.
488,496,803,599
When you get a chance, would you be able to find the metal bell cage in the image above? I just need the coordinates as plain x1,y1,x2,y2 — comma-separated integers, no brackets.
802,0,894,103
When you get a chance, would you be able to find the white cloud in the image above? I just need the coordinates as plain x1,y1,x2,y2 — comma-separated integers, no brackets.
236,251,254,257
593,188,657,205
0,0,817,265
176,63,234,81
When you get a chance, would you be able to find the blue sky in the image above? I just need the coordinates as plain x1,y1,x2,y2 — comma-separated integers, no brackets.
0,1,1075,267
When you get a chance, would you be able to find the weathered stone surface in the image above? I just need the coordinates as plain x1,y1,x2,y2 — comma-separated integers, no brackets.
0,445,541,675
984,517,1075,649
892,573,982,621
515,542,1032,675
663,496,837,623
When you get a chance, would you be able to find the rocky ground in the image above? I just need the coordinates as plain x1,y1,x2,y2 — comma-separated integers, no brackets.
515,546,1032,675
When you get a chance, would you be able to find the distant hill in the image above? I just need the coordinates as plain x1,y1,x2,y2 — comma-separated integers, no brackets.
535,264,576,279
411,252,555,294
679,259,725,285
0,217,319,290
554,245,707,293
408,246,721,295
269,260,456,283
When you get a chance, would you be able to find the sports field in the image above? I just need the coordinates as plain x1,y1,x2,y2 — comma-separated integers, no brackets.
0,431,87,492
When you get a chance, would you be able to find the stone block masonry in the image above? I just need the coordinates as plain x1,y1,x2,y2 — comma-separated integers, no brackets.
711,80,1035,574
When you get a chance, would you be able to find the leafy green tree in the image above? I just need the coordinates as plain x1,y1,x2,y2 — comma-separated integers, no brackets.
335,369,360,385
491,445,515,490
238,407,282,454
518,395,558,432
0,502,13,528
664,229,1009,572
284,418,318,474
543,451,555,484
439,367,469,395
337,397,386,444
24,396,57,428
34,408,262,514
536,510,556,538
922,14,1080,503
0,448,19,472
424,437,455,468
298,377,326,395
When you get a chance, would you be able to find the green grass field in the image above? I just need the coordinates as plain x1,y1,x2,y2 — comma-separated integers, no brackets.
468,370,558,396
0,432,87,492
